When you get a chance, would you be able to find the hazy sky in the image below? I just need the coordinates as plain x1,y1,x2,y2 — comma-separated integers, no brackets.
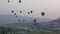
0,0,60,19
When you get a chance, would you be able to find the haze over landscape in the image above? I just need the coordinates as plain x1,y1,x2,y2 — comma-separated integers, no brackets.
0,0,60,34
0,0,60,19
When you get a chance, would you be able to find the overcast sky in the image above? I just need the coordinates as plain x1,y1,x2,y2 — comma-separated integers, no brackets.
0,0,60,19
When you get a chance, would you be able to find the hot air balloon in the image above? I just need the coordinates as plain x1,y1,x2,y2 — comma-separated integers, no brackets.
41,12,45,16
28,12,30,14
11,10,14,13
18,19,20,22
23,19,25,22
34,19,36,22
19,0,21,3
8,0,10,3
16,15,17,17
30,10,33,13
14,13,16,15
19,11,22,13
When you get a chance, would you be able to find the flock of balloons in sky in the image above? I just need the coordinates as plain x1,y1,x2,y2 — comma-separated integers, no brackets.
8,0,45,22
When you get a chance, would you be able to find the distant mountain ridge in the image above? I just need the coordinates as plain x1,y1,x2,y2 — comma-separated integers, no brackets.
9,17,60,30
40,17,60,29
0,15,60,30
0,15,51,24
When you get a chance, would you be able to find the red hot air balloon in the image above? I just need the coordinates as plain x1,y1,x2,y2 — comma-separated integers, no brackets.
41,12,45,16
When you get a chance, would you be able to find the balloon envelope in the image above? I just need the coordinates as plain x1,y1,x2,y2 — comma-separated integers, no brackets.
28,12,30,14
30,11,33,13
8,0,10,2
14,13,16,15
11,10,14,13
19,0,21,3
20,11,22,13
41,12,45,16
16,15,17,17
18,19,20,22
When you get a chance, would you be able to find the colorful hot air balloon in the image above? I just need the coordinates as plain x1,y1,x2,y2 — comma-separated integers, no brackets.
41,12,45,16
19,0,21,3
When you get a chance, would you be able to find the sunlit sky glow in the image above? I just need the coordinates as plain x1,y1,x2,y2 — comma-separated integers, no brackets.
0,0,60,19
